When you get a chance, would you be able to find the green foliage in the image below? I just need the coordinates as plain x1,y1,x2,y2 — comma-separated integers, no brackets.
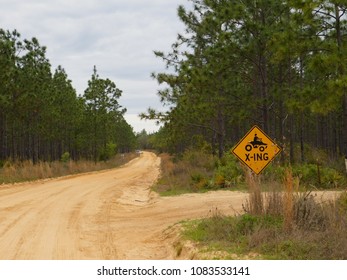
182,191,347,259
99,142,117,161
183,214,238,243
0,31,136,163
60,152,70,163
292,164,347,189
183,212,283,252
83,66,129,161
137,129,151,150
261,161,346,189
262,164,287,183
142,0,347,169
236,214,259,235
182,149,216,171
156,147,345,197
265,164,313,187
214,153,244,188
154,150,217,196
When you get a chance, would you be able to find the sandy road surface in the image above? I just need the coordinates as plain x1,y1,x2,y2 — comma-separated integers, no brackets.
0,152,339,260
0,152,243,259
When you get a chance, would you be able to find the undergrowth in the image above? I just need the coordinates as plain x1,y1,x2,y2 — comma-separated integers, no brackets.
0,153,137,184
181,168,347,260
153,151,217,196
155,149,347,259
182,191,347,259
155,149,347,196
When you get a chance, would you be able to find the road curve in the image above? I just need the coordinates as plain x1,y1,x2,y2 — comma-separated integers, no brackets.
0,152,162,259
0,152,249,259
0,152,339,260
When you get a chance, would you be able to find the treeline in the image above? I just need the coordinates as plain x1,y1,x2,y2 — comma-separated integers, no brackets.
0,29,136,163
143,0,347,166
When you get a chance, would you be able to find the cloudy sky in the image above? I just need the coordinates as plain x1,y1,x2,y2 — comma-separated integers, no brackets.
0,0,188,133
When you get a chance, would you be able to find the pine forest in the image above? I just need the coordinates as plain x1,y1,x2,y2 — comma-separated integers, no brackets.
0,29,136,163
143,0,347,173
1,0,347,175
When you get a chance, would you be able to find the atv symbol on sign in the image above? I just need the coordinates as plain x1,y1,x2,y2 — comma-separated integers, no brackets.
245,134,267,152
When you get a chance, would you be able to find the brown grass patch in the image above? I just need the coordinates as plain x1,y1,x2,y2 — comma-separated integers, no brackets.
154,151,216,195
0,153,137,184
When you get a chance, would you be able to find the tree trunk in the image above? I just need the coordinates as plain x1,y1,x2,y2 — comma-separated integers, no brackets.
260,52,269,132
289,115,295,164
300,114,305,163
0,113,5,160
335,4,347,173
343,93,347,173
217,110,225,159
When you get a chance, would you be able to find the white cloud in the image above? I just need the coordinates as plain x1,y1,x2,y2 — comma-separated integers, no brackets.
124,114,161,134
0,0,188,132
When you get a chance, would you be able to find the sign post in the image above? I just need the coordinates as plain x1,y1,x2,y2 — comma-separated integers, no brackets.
232,125,282,175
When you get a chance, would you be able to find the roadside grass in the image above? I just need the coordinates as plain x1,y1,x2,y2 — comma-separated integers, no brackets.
0,153,137,184
153,151,249,196
153,151,217,196
180,183,347,260
155,149,347,259
154,149,347,197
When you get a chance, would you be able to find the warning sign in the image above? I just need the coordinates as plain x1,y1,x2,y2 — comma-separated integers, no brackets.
232,125,281,175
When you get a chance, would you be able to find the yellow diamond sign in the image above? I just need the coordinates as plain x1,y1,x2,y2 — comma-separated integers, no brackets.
232,125,282,175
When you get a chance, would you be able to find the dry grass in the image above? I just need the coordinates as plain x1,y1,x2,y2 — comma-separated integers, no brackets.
184,189,347,259
239,167,347,259
0,153,137,184
154,151,216,195
156,151,347,259
283,168,294,232
244,170,263,215
185,166,347,259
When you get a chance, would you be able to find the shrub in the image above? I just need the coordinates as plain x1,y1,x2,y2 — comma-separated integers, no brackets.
262,164,286,183
262,162,346,190
155,150,216,195
99,142,117,161
183,191,347,259
61,152,70,163
293,192,328,231
182,149,215,171
184,212,238,243
191,172,210,190
214,174,226,187
236,214,259,235
292,163,346,189
213,153,244,188
320,167,346,188
293,164,318,186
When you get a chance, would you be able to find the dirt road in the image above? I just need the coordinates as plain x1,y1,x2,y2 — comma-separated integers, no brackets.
0,152,339,260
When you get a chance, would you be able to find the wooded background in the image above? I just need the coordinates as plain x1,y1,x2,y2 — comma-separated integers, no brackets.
0,30,136,163
1,0,347,170
143,0,347,168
